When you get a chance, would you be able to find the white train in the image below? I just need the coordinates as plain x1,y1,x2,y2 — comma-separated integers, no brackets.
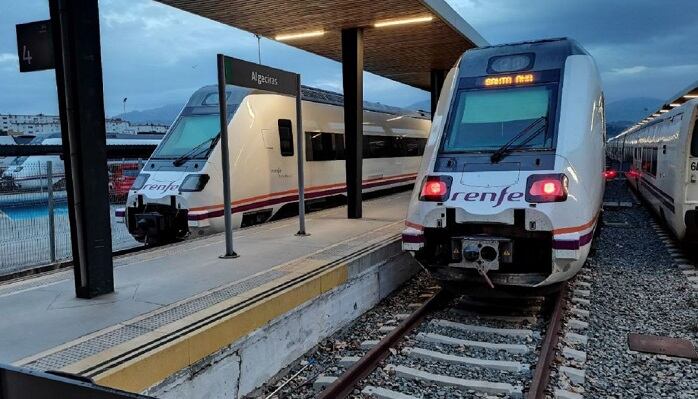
0,135,17,170
402,38,606,290
607,99,698,240
120,85,430,243
0,136,60,191
0,134,161,191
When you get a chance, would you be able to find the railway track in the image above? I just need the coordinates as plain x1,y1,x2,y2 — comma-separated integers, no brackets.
312,282,570,399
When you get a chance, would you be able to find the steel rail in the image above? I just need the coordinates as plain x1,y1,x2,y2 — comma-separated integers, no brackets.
526,282,568,399
317,288,445,399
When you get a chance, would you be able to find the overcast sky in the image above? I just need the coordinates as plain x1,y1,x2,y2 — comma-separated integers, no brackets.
0,0,696,116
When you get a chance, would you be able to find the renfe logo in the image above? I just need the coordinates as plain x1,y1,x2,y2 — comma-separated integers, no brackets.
142,180,180,194
451,186,524,208
251,71,278,86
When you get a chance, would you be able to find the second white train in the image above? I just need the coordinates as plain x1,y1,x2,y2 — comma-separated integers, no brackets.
608,99,698,240
121,86,431,243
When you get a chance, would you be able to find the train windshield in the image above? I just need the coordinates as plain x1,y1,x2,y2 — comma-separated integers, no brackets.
152,114,220,159
441,85,555,153
10,156,28,165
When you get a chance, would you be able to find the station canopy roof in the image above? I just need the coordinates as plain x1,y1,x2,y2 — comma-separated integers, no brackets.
155,0,488,90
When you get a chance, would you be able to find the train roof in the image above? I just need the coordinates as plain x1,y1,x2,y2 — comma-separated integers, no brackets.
618,80,698,137
458,37,589,78
34,134,162,145
191,85,430,120
0,136,16,145
610,98,698,141
19,132,164,140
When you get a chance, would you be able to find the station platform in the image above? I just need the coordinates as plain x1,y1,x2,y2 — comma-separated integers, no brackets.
0,191,416,396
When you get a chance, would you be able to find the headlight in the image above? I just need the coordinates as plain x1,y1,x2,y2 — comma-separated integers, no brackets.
131,173,150,190
180,174,210,192
526,174,568,203
419,175,452,202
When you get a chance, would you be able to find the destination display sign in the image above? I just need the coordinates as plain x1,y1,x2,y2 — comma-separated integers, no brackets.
223,56,298,96
484,73,535,87
16,20,54,72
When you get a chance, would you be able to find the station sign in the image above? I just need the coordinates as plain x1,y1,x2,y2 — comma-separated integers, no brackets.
223,56,298,96
216,54,307,257
16,20,54,72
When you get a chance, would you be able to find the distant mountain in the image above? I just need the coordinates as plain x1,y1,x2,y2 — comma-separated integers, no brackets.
606,121,634,138
406,99,430,112
606,97,662,123
114,103,184,126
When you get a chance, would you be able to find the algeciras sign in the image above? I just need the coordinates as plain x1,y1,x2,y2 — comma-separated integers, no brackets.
223,56,297,96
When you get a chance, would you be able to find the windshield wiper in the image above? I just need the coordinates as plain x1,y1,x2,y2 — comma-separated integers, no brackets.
490,116,547,164
172,137,217,166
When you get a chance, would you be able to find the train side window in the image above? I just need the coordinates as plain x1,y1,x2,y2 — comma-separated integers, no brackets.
305,132,344,161
303,132,426,161
641,147,657,176
363,135,387,158
278,119,293,157
691,120,698,157
651,147,657,176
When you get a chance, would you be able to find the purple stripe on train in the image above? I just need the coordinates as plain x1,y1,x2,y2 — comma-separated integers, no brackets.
552,229,594,250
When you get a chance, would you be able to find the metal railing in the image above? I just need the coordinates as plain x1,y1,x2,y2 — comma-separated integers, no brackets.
0,159,143,277
0,363,151,399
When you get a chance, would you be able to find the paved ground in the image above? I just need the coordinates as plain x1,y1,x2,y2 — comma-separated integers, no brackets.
0,192,411,364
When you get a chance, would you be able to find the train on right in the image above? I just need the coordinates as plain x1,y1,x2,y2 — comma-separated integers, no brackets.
607,93,698,241
402,38,606,293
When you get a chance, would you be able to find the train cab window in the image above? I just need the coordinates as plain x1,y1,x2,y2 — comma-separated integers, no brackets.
278,119,294,157
441,85,555,153
153,114,220,159
691,119,698,157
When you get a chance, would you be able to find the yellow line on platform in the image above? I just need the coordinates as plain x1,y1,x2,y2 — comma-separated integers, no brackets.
92,264,348,393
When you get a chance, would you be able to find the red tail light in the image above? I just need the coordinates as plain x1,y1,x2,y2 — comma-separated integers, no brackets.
603,169,617,180
626,169,641,179
526,174,568,203
419,176,452,202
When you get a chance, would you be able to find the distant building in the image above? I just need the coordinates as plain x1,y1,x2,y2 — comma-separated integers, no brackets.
0,114,168,136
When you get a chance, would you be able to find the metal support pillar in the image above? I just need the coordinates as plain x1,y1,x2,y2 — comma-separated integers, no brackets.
430,69,446,119
216,54,238,258
341,28,364,219
49,0,114,298
295,75,307,235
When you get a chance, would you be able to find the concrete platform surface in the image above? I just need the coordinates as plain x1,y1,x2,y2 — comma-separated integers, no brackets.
0,192,411,365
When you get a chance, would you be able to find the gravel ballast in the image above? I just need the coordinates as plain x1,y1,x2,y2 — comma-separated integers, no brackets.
250,179,697,399
582,179,698,398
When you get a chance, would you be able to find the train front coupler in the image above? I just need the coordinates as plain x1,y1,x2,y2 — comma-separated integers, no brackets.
126,195,189,244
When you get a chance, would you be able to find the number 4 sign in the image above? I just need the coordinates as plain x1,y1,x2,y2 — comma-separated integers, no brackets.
16,20,54,72
22,45,33,65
